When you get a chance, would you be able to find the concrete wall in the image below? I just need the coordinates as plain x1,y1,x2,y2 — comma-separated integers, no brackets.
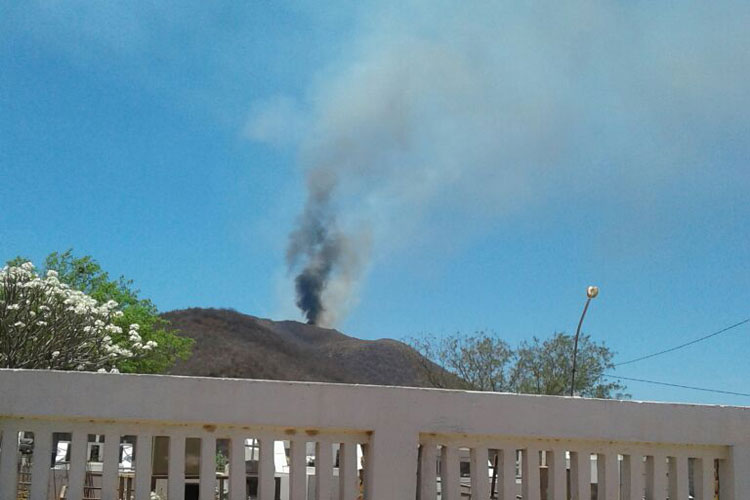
1,369,749,499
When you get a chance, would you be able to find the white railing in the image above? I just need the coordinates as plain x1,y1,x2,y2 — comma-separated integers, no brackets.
0,369,749,500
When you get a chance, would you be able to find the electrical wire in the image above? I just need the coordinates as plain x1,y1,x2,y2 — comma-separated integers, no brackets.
603,374,750,398
614,317,750,366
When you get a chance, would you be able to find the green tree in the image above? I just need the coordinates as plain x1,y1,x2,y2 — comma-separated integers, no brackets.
511,332,628,398
407,330,628,398
407,331,514,391
6,250,192,373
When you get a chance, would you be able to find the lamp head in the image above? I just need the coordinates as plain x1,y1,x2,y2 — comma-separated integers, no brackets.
587,286,599,299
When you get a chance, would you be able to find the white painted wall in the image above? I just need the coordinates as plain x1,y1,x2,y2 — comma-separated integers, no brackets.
0,369,748,500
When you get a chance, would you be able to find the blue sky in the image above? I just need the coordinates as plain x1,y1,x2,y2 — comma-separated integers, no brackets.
1,1,748,404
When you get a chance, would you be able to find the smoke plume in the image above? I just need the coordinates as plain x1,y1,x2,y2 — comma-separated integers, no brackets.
286,169,367,326
282,1,750,325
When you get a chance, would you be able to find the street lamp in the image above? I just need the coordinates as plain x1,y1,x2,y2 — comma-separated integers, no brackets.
570,286,599,397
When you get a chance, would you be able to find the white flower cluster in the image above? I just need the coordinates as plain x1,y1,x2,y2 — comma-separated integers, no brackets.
126,323,158,351
0,262,158,371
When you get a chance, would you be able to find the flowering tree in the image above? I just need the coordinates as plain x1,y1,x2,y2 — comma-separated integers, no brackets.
0,262,155,371
6,250,193,373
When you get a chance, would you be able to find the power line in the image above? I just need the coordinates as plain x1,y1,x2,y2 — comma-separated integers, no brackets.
614,317,750,367
604,374,750,398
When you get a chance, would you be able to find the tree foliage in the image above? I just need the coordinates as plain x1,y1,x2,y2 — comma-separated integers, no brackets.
4,250,193,373
408,332,514,391
407,330,628,399
512,333,627,398
0,262,149,371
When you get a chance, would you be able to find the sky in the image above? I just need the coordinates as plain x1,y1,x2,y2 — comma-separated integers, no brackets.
1,1,748,405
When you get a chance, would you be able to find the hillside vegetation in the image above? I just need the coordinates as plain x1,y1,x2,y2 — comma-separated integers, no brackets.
165,308,457,388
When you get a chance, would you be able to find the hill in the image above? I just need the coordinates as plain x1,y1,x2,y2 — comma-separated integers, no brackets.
164,308,455,388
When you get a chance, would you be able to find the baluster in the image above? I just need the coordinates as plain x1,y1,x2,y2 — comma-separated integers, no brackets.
655,453,668,500
200,435,216,500
135,434,153,500
645,455,654,499
501,448,516,500
258,435,276,500
718,458,730,499
101,431,120,500
668,456,677,500
522,447,541,500
289,438,307,500
419,444,437,500
29,429,51,500
730,445,750,500
667,455,689,500
620,454,630,500
67,431,87,500
470,447,489,500
440,445,459,500
0,425,19,499
315,440,333,500
339,441,358,500
570,451,591,500
168,434,185,500
673,455,689,500
229,435,246,500
597,452,619,500
621,454,643,500
547,449,567,500
647,453,667,500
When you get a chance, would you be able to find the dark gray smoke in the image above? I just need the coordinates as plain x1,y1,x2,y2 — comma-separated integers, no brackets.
286,171,363,326
287,211,345,324
292,233,345,325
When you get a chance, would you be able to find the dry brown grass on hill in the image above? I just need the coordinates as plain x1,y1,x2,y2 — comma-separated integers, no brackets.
164,308,462,388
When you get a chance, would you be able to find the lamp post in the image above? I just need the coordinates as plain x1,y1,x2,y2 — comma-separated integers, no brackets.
570,286,599,397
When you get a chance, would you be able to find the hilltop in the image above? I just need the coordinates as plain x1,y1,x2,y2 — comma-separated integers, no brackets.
164,308,453,388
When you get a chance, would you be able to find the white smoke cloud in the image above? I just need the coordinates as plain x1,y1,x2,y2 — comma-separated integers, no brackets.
276,1,750,325
244,95,306,147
